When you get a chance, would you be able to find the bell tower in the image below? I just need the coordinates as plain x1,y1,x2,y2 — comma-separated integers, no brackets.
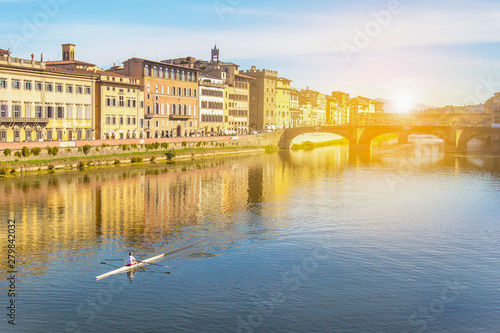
62,43,75,61
211,44,220,63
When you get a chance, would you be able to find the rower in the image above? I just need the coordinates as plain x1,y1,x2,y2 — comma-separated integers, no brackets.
126,252,137,266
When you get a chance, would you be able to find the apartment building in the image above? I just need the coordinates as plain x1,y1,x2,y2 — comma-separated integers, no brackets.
116,58,199,138
244,67,279,131
0,50,96,143
275,78,292,129
198,76,225,135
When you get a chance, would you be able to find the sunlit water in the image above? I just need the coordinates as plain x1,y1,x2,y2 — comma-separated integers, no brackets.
1,138,500,333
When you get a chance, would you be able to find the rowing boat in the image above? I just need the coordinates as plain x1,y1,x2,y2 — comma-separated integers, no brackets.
96,254,165,281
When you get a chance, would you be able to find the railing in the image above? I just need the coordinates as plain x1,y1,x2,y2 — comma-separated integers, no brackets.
0,117,49,123
169,114,198,121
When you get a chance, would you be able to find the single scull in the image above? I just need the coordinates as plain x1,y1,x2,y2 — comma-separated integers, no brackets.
96,254,165,281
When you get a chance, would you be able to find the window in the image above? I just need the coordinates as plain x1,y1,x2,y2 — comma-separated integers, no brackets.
0,104,7,117
0,130,6,141
25,130,32,142
25,104,32,118
127,117,131,125
12,80,21,90
56,84,63,93
67,85,74,93
13,130,20,142
86,129,91,140
67,105,73,119
120,117,124,125
85,106,91,119
133,117,136,125
76,86,83,94
46,83,53,92
112,117,116,125
77,129,82,140
35,105,43,118
46,129,53,141
147,83,150,93
35,82,43,91
36,130,43,141
46,106,54,118
57,106,64,118
57,129,63,141
85,86,91,95
0,79,6,89
77,105,83,119
24,81,32,90
119,96,124,107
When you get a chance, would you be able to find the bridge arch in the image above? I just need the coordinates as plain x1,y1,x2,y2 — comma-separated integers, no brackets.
278,127,358,150
357,126,454,150
457,128,494,151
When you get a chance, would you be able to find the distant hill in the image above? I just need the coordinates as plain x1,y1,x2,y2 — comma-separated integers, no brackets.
375,98,429,113
376,99,485,114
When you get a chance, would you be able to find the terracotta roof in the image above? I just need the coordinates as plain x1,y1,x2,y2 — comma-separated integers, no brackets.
0,48,10,55
46,60,97,67
126,57,201,72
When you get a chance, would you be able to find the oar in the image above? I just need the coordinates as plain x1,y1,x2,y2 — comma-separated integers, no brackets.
102,259,125,261
137,260,170,268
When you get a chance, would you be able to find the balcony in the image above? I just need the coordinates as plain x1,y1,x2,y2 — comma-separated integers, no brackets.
0,117,50,126
169,114,198,121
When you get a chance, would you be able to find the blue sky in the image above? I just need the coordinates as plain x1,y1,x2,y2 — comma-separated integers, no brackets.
1,0,500,107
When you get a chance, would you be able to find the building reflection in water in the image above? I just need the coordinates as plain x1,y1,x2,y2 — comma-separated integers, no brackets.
0,143,499,277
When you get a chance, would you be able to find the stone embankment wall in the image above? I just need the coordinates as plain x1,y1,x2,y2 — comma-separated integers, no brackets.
0,131,284,162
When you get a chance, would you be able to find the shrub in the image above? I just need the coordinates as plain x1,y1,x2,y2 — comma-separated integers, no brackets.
47,147,59,156
48,164,55,171
31,147,41,156
66,148,72,153
114,159,120,165
77,161,86,170
150,155,157,162
182,141,187,147
165,149,176,160
95,147,100,152
0,165,8,175
122,144,129,151
10,168,16,174
131,144,139,150
153,142,160,149
131,157,143,163
161,143,169,149
21,146,30,157
196,142,202,147
14,151,22,158
3,149,12,156
82,145,92,155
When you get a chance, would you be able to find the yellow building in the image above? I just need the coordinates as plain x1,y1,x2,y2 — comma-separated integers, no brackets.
275,78,292,129
0,50,96,143
96,72,145,140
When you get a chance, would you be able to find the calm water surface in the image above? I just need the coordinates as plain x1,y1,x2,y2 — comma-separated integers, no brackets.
1,138,500,333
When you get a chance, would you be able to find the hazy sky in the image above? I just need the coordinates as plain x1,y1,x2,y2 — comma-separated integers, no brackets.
1,0,500,107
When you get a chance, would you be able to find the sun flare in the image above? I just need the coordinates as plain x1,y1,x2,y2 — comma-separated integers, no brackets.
395,94,413,113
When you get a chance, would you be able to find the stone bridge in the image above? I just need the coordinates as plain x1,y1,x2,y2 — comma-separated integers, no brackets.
278,126,500,152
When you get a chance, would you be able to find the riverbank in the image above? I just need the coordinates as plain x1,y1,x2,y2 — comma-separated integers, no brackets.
0,145,270,176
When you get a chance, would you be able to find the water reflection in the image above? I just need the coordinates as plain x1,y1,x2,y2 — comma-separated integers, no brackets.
0,140,499,278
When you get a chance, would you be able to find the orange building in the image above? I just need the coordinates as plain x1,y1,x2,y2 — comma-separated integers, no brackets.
116,58,199,138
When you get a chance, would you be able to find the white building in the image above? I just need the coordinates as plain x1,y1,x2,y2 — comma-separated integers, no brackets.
198,76,225,135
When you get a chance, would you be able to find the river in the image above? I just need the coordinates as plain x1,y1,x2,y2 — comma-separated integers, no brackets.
1,137,499,332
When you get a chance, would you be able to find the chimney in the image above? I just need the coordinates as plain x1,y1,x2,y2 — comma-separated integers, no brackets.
62,43,75,61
